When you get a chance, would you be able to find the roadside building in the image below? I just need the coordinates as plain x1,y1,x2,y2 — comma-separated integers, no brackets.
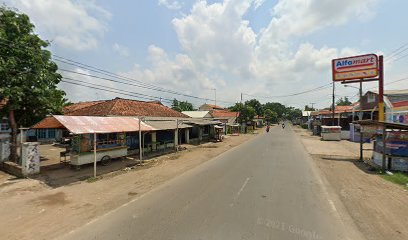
198,104,225,111
0,97,10,140
181,111,212,119
252,115,265,128
30,98,189,144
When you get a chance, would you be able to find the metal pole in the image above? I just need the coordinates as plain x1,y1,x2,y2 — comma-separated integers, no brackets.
139,117,142,164
378,55,385,122
176,119,179,152
382,125,386,171
93,132,97,178
214,88,217,107
359,80,363,161
332,83,335,126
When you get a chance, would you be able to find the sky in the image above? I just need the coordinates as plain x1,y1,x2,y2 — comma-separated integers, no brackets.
3,0,408,109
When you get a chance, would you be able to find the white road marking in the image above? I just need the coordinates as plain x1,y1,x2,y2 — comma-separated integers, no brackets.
230,177,250,207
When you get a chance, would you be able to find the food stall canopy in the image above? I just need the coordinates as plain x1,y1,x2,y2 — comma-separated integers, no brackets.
43,115,155,134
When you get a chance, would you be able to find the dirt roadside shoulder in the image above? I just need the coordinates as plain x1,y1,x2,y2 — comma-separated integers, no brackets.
0,132,259,240
293,127,408,240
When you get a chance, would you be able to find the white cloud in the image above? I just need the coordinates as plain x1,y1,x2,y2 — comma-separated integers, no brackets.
59,68,118,102
119,0,381,107
112,43,129,57
6,0,111,51
158,0,183,10
253,0,265,10
260,0,378,42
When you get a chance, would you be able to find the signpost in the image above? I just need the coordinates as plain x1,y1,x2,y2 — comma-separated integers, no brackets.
331,53,384,163
332,54,378,82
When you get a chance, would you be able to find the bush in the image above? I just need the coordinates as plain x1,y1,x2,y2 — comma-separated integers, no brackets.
301,123,308,129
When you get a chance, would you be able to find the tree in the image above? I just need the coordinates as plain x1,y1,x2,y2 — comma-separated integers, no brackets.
228,103,256,124
286,107,302,121
304,105,315,111
336,97,352,106
264,109,278,123
0,7,67,162
263,102,286,118
171,99,194,112
245,99,263,116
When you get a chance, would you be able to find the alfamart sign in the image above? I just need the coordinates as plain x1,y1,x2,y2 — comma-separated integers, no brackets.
332,54,379,81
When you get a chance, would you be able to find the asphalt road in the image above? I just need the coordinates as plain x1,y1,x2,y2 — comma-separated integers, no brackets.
59,125,363,240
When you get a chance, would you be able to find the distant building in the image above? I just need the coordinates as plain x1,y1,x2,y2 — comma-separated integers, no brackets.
182,111,212,118
198,104,225,111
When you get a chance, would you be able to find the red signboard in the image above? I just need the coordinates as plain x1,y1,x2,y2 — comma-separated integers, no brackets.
332,54,379,81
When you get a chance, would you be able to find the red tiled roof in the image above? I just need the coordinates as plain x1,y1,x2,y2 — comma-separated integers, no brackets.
211,110,240,118
200,104,225,110
335,105,353,112
31,116,65,129
64,100,105,114
392,100,408,108
65,98,189,118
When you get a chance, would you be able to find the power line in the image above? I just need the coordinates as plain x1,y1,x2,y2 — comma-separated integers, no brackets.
61,78,173,104
243,83,332,99
62,77,174,103
0,38,235,105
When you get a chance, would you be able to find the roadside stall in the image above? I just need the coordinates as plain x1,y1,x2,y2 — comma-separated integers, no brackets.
321,126,341,141
228,124,240,136
214,125,224,142
31,115,154,174
358,120,408,171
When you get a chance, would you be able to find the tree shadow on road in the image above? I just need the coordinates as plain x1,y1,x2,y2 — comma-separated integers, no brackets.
315,154,379,175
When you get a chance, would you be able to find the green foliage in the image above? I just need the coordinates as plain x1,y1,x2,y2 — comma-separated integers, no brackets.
171,99,194,112
264,109,278,123
229,103,256,123
304,105,315,111
263,102,286,119
336,97,352,106
380,171,408,188
245,99,263,116
285,107,302,121
0,7,67,125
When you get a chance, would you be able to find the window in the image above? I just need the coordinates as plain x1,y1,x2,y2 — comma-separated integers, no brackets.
0,123,9,132
367,93,376,103
48,129,56,139
37,129,47,139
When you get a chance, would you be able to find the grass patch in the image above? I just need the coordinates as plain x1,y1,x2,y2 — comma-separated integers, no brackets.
378,171,408,188
86,176,103,183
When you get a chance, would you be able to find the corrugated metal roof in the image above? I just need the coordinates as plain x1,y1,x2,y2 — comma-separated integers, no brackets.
144,120,192,130
32,115,155,134
184,119,219,126
182,111,211,118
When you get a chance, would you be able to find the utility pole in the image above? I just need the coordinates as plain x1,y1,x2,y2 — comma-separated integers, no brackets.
332,83,335,126
213,88,217,107
309,102,316,110
378,55,385,122
359,80,363,161
138,117,143,164
240,93,243,103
